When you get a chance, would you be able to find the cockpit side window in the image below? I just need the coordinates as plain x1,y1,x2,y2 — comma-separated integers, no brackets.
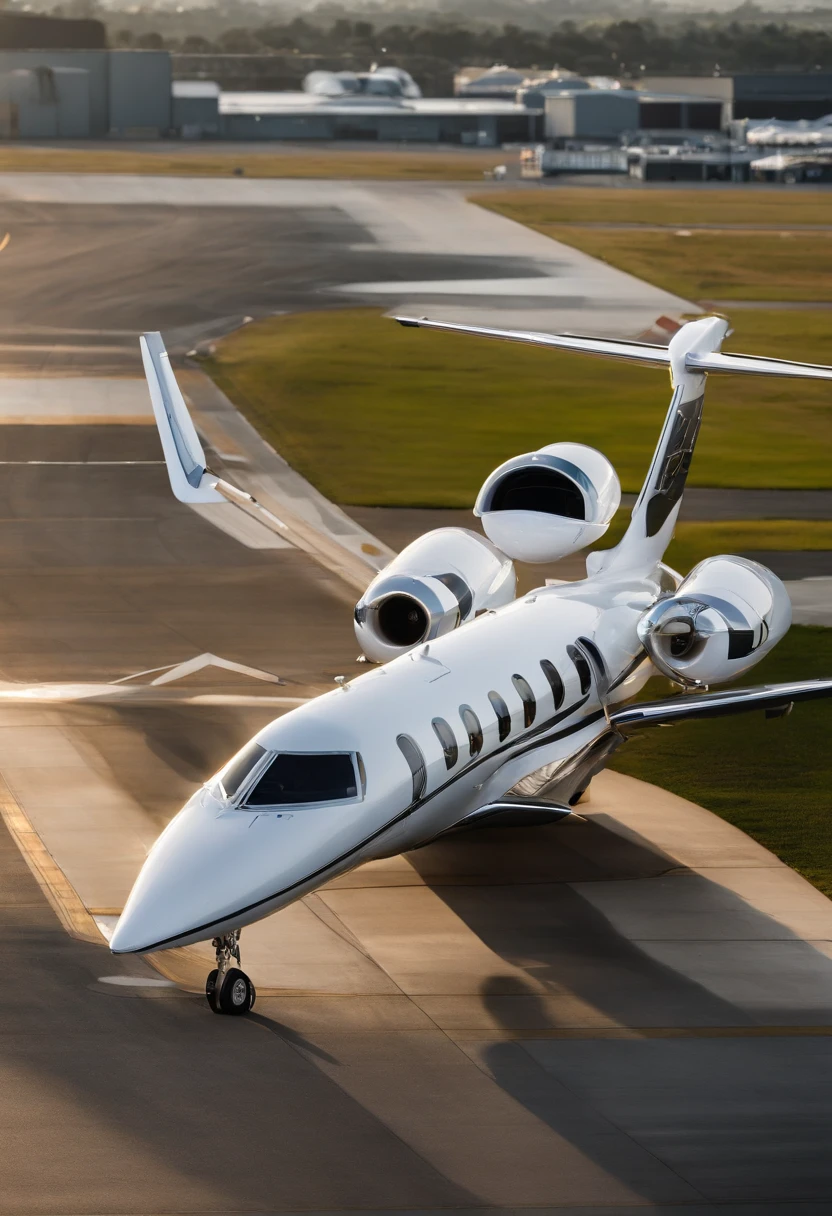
432,718,459,770
512,674,537,728
540,660,565,710
218,741,266,800
397,734,427,802
460,705,483,757
488,690,511,741
245,752,358,806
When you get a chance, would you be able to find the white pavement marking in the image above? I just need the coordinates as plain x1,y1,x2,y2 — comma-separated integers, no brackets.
786,578,832,626
98,975,177,988
0,680,310,706
337,276,623,296
0,376,151,422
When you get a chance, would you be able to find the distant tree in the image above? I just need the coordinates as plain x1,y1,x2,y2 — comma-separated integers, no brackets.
136,31,163,50
180,35,216,53
218,27,263,53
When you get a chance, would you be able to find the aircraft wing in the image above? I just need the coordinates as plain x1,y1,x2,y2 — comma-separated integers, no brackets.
140,332,290,537
609,678,832,732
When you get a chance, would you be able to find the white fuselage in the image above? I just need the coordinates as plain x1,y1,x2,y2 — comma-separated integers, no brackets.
109,570,660,955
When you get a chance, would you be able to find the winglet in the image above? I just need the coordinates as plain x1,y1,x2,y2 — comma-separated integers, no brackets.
140,333,223,504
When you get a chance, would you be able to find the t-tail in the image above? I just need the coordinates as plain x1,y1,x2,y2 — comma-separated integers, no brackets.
396,313,832,575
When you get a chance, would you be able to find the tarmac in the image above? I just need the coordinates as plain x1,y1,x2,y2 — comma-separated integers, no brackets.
0,175,829,1214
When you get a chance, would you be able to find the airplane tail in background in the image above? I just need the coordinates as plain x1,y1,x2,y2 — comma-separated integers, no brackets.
395,314,832,575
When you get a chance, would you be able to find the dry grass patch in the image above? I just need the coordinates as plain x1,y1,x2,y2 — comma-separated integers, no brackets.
0,145,501,181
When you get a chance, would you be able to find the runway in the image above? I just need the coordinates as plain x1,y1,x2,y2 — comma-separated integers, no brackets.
0,176,830,1213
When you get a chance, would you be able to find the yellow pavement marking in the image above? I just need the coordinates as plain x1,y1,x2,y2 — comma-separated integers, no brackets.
0,774,101,944
0,233,10,254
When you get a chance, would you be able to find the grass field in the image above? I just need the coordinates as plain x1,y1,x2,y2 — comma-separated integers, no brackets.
610,625,832,898
609,519,832,574
546,228,832,303
477,186,832,228
0,145,501,181
203,308,832,505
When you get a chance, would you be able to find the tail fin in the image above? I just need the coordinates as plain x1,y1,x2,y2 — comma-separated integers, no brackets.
396,314,832,574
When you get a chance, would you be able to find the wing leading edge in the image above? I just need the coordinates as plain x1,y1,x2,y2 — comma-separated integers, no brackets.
609,678,832,732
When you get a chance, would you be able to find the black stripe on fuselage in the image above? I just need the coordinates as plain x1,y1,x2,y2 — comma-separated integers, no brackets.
129,702,608,953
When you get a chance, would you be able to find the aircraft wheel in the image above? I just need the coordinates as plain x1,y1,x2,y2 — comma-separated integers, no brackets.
217,967,254,1016
206,967,220,1013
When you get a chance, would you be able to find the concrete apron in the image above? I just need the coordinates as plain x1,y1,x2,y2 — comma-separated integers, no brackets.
4,704,832,1035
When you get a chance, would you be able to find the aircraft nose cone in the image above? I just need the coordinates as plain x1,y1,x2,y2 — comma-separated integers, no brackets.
109,789,358,954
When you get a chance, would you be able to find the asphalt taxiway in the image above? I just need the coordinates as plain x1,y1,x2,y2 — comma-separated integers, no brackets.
0,176,830,1214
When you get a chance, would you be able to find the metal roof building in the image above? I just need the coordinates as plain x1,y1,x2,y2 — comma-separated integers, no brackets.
212,90,542,144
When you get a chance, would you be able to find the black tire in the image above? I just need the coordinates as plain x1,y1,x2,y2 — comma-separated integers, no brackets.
206,968,220,1013
247,981,256,1013
217,967,253,1016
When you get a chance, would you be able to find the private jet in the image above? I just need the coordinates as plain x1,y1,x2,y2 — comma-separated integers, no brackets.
110,315,832,1016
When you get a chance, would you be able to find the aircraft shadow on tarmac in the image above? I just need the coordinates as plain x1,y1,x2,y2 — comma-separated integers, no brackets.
403,820,832,1202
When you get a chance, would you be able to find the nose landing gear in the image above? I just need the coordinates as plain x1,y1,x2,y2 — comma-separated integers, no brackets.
206,931,256,1015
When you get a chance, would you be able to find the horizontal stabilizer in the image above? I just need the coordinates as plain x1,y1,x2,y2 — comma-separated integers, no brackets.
395,316,832,381
610,677,832,732
140,332,223,504
687,351,832,381
395,317,670,367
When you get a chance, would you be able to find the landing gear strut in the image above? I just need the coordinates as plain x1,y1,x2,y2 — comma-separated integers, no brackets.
206,930,256,1015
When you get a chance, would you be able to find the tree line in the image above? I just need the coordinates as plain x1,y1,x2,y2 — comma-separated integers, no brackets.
113,17,832,77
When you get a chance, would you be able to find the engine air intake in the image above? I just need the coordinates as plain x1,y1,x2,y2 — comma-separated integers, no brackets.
475,442,621,564
488,467,586,520
377,594,430,647
354,528,516,663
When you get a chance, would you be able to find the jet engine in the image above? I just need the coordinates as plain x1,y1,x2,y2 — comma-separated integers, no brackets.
475,442,621,563
354,529,515,663
637,555,792,687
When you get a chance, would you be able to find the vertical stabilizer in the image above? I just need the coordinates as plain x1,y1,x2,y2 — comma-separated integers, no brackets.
592,316,730,576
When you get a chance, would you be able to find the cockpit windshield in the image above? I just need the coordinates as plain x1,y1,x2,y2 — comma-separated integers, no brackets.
244,752,359,806
218,741,266,800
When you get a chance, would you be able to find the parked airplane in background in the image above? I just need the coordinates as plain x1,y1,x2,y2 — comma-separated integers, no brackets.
110,315,832,1016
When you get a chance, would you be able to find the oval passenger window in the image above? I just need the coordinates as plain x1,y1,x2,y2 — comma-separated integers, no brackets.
397,734,427,802
488,690,511,742
540,660,565,710
511,674,536,728
432,718,459,770
459,705,483,757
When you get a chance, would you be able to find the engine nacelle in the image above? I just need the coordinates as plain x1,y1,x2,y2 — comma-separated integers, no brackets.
637,555,792,687
354,528,515,663
474,442,621,563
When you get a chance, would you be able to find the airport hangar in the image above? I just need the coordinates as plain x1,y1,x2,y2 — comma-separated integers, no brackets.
1,45,832,147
